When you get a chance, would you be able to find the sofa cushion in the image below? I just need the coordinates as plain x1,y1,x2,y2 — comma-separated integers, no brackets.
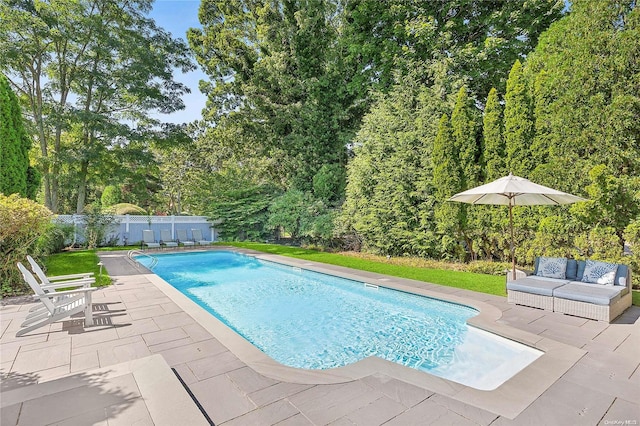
507,276,568,296
568,281,628,296
614,264,629,287
576,260,586,281
554,282,624,306
566,259,578,280
536,256,568,279
581,260,618,285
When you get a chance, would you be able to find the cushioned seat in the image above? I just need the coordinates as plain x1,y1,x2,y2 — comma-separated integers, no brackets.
507,276,569,296
509,256,632,321
553,283,624,306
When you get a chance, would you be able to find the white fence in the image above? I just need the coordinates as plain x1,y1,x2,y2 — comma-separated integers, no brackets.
54,215,219,246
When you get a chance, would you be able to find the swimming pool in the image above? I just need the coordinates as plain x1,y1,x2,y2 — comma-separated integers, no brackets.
136,250,542,390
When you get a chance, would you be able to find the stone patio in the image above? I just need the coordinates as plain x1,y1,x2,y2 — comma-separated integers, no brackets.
1,249,639,425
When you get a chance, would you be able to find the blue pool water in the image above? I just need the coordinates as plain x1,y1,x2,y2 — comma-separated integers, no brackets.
136,251,541,390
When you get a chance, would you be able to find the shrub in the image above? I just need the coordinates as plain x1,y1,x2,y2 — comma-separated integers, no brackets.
0,194,52,296
466,260,512,276
313,164,346,204
36,223,75,254
267,190,313,239
101,185,122,207
624,220,640,289
209,184,280,241
81,206,119,249
573,227,624,262
103,202,147,215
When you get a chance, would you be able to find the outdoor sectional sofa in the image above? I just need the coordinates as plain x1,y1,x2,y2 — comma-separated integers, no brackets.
507,257,632,322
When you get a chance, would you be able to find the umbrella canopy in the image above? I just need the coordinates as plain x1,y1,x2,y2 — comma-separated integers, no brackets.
448,173,586,206
448,173,587,280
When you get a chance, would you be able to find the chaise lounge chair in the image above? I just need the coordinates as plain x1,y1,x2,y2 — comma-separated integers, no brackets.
16,262,96,337
191,228,212,246
176,229,195,247
160,229,179,249
142,230,161,249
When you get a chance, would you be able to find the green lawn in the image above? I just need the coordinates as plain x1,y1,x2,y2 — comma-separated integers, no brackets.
223,242,507,296
44,251,111,287
43,243,640,306
223,242,640,306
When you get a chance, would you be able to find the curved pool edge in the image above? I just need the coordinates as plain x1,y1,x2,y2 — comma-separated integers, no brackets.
143,247,586,419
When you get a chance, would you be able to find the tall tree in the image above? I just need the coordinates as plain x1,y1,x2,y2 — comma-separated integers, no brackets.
0,73,31,197
432,113,467,259
524,0,640,250
190,0,563,197
451,86,483,260
432,114,460,202
483,88,506,180
475,87,508,260
451,86,481,189
526,0,640,182
341,82,437,256
504,60,534,176
0,0,194,213
340,1,563,258
189,0,353,192
340,0,564,102
530,70,553,167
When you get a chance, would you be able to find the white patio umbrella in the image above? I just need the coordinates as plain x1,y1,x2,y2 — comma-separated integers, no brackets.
448,173,587,280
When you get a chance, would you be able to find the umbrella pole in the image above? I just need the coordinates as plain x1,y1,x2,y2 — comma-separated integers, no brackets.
510,201,516,281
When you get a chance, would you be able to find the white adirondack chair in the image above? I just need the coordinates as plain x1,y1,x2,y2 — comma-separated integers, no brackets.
25,255,94,314
16,263,96,337
27,255,94,290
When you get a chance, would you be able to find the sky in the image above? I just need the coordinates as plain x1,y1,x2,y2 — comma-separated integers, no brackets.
148,0,209,124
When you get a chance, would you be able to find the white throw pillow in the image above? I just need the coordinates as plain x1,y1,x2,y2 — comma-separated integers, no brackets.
537,256,568,279
581,260,618,285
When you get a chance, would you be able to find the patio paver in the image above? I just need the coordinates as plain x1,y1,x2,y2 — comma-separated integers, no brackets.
1,355,208,425
1,248,639,425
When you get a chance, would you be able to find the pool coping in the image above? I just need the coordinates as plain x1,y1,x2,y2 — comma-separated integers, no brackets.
141,247,585,419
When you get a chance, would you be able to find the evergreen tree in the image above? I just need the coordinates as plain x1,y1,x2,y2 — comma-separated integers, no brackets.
452,86,485,259
475,87,509,261
504,60,534,176
530,70,552,167
432,114,460,201
25,167,40,200
189,0,352,192
340,0,563,102
432,114,466,259
523,0,640,254
341,83,435,256
0,74,31,197
451,86,481,188
483,88,506,180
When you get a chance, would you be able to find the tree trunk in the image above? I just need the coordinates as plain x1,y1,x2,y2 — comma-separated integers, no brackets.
29,62,57,212
466,237,477,262
76,160,89,214
50,160,60,213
